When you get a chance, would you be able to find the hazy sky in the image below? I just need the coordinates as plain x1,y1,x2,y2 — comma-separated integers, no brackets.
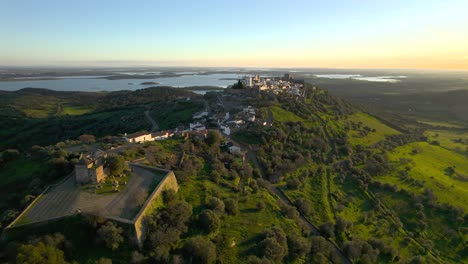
1,0,468,69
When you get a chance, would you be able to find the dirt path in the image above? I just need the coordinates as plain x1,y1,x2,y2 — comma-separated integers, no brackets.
144,110,159,132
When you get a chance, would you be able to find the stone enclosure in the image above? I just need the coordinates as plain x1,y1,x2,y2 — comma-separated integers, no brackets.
5,163,178,247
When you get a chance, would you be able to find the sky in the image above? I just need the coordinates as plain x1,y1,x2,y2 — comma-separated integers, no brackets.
1,0,468,70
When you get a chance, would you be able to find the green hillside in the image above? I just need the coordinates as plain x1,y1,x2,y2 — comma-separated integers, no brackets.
377,141,468,211
346,112,400,146
424,129,468,154
1,86,466,264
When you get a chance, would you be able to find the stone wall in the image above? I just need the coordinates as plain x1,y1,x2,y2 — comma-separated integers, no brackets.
3,165,178,249
90,165,105,183
130,166,179,247
75,164,89,184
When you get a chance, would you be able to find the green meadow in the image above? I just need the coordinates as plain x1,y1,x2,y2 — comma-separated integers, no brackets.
346,112,400,146
424,129,468,154
418,120,464,128
377,142,468,211
269,105,315,128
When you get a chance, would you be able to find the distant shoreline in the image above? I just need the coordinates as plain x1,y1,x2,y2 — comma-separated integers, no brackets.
0,86,225,94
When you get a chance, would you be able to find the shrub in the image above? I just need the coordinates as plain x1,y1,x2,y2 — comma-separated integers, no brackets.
106,154,126,176
97,222,124,251
259,238,286,262
224,198,239,215
256,201,266,211
199,209,220,234
294,197,313,216
288,235,311,260
16,242,68,264
319,222,335,239
286,178,301,190
280,203,299,219
1,149,20,162
96,258,112,264
259,227,288,262
183,236,217,264
207,197,225,213
162,189,177,204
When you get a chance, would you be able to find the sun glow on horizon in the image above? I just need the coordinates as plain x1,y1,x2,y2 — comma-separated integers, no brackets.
1,0,468,70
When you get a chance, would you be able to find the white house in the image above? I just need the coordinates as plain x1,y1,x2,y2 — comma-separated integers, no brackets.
220,125,231,135
229,145,243,155
193,111,208,119
125,131,153,143
190,122,206,131
152,130,174,141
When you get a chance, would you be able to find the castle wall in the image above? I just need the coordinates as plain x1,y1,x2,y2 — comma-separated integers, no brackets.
131,169,179,247
75,164,90,184
6,163,178,249
90,165,105,183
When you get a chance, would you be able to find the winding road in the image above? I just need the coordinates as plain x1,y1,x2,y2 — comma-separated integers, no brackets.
144,110,159,132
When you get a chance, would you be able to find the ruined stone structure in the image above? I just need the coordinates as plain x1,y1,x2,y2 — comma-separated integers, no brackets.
75,150,107,184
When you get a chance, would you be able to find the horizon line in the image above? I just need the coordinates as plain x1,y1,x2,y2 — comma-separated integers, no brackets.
0,65,467,72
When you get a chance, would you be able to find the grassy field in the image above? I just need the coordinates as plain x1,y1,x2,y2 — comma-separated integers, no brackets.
61,104,94,115
0,158,43,189
346,112,400,146
0,94,95,118
376,142,468,211
269,105,315,128
418,120,465,128
424,129,468,154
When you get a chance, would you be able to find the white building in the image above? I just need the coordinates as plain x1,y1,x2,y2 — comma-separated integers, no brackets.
229,145,242,155
190,122,206,131
220,125,231,135
125,131,153,143
193,111,208,119
152,130,174,141
242,77,253,88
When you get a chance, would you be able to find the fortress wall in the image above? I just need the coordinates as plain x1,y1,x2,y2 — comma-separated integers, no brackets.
75,164,89,184
131,169,179,247
93,165,105,183
3,165,179,249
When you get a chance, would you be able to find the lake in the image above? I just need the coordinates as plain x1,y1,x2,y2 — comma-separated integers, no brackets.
314,74,406,83
0,73,242,92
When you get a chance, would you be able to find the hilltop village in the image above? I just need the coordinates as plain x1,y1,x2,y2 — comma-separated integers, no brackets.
241,73,305,96
115,74,306,150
